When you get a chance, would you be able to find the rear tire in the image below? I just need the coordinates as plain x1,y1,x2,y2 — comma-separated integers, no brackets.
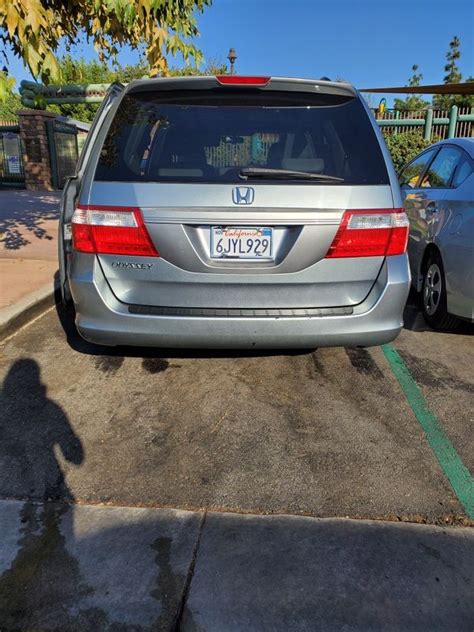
421,252,459,330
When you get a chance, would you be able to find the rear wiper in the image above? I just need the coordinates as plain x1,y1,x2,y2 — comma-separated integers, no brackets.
239,167,344,182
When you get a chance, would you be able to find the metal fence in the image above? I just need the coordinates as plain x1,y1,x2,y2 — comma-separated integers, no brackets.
205,133,279,168
374,106,473,141
0,122,25,188
202,107,473,169
46,119,79,188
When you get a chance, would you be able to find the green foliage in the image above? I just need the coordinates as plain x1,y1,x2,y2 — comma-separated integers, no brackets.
168,58,228,77
443,36,462,85
46,55,150,122
461,76,474,108
113,60,150,84
433,36,474,109
394,64,429,111
383,131,431,174
0,87,21,120
0,0,212,101
44,55,228,122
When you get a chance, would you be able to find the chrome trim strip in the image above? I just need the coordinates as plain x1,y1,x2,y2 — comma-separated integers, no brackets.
141,208,343,225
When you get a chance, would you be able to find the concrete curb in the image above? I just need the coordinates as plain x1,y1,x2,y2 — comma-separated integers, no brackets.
1,499,473,630
0,280,57,341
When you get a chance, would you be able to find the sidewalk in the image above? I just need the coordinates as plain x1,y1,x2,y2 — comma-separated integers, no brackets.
0,190,61,333
0,500,473,631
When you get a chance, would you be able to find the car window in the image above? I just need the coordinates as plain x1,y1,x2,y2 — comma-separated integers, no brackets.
452,154,473,188
421,146,461,188
95,90,390,185
399,149,436,188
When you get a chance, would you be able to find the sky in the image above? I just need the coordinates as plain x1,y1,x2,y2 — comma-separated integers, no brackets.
6,0,474,105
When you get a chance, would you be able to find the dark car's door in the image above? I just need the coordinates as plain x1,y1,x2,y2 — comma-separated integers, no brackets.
436,149,474,318
399,147,438,286
401,145,465,290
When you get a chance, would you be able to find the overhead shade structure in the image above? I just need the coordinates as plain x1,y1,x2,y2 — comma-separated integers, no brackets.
360,82,474,95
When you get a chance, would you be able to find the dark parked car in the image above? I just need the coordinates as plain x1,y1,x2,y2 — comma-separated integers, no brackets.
399,138,474,329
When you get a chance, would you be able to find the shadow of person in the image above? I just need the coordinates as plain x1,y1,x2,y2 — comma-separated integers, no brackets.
0,358,84,502
0,359,88,629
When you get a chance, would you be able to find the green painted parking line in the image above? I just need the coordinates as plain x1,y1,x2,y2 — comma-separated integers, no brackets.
382,343,474,519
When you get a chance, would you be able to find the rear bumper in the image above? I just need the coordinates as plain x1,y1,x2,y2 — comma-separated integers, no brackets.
70,255,410,349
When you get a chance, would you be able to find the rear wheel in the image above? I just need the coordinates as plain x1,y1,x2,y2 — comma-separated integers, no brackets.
421,252,459,330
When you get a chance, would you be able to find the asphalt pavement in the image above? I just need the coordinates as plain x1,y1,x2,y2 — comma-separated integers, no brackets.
0,298,473,630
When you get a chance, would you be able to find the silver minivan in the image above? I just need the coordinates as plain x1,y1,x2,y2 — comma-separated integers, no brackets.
59,75,410,349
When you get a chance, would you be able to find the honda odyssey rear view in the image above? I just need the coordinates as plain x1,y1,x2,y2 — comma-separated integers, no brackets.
59,75,410,348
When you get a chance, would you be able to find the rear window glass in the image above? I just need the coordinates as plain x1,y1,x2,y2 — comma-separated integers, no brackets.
399,149,437,188
452,155,473,188
421,146,461,188
95,90,389,185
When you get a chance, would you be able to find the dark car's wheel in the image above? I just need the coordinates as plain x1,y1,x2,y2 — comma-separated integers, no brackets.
421,251,458,330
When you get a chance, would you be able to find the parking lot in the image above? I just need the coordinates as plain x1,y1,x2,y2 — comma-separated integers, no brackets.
1,295,473,520
0,296,473,630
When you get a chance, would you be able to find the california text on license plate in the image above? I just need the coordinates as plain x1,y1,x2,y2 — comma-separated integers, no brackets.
210,226,273,260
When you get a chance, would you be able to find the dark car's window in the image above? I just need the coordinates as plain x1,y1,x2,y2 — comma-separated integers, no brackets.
399,148,437,188
452,154,473,188
421,146,461,188
95,90,389,185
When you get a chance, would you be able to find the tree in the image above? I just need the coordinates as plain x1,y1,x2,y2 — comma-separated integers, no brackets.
393,65,429,111
443,36,462,85
0,86,21,119
46,55,150,122
0,0,212,100
433,36,473,109
460,75,474,108
169,58,227,77
44,55,228,123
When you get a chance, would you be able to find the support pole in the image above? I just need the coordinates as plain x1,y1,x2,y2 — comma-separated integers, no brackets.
394,109,400,136
423,108,433,142
447,105,458,138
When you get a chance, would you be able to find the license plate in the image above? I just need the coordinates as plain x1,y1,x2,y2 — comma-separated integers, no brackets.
210,226,273,260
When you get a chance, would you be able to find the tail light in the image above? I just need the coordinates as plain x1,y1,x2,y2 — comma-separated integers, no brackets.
72,205,158,257
325,209,409,258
